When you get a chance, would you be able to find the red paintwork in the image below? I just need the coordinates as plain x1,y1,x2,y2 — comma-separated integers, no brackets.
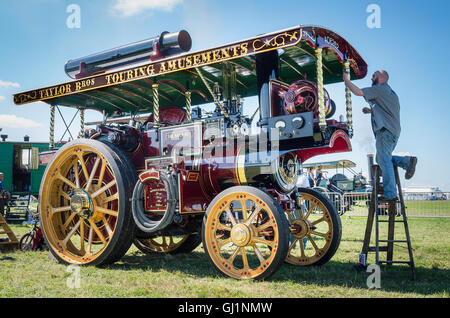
296,129,352,164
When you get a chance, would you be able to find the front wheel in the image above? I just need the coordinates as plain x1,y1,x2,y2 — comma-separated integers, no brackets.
19,232,34,251
285,187,342,266
202,186,289,280
39,139,136,266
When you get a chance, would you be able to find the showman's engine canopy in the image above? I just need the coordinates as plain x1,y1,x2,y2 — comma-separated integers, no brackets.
13,25,367,280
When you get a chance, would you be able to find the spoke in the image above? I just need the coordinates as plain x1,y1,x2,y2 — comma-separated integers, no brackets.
306,234,320,252
217,237,232,249
252,237,275,247
286,211,296,222
241,247,249,270
299,238,306,257
240,199,248,220
256,221,273,233
168,236,174,248
101,216,113,237
51,206,71,215
77,152,90,183
62,213,77,229
61,191,71,201
310,230,328,238
95,158,107,185
57,173,77,190
225,207,237,226
311,216,326,226
85,156,100,192
74,162,80,188
91,180,117,199
216,223,232,232
87,226,93,255
227,246,240,264
288,238,299,254
303,201,318,220
79,220,85,253
252,244,266,264
95,206,119,217
161,236,168,248
100,193,119,204
244,206,261,226
62,220,80,246
89,220,107,245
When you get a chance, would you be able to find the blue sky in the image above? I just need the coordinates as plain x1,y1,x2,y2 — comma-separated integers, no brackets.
0,0,449,190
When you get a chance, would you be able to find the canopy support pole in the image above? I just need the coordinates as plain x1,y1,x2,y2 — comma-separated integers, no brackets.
344,61,354,138
185,91,192,121
152,83,160,127
315,47,327,131
79,108,85,138
49,105,55,149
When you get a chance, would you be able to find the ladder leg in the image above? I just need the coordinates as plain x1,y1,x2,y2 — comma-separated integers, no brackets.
394,166,416,280
386,201,396,264
374,166,381,266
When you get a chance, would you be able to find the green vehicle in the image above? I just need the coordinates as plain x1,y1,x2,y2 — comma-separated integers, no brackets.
302,160,371,215
302,159,370,193
0,139,52,195
0,138,58,221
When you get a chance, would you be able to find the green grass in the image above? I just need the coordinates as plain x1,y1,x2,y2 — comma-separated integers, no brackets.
345,199,450,217
0,217,449,298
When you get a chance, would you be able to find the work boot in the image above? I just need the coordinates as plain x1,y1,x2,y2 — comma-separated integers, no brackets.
405,157,418,180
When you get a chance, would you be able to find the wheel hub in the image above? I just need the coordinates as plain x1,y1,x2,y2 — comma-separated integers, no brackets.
70,188,94,220
290,219,310,238
230,223,251,247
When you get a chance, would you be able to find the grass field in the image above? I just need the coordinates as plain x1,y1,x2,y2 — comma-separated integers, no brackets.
345,198,450,217
0,217,449,298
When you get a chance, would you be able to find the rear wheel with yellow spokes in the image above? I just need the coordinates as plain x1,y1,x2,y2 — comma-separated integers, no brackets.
39,139,136,266
134,234,202,255
285,187,341,266
202,186,289,280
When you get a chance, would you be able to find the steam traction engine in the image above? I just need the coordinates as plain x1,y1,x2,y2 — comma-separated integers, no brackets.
14,26,367,280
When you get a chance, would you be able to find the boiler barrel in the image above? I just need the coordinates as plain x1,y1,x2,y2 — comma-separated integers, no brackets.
64,30,192,79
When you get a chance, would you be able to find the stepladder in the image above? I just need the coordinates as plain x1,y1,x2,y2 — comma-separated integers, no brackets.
0,212,19,251
357,164,416,280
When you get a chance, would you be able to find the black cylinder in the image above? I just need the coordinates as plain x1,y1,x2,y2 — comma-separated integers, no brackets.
65,30,192,79
367,154,375,186
255,50,280,126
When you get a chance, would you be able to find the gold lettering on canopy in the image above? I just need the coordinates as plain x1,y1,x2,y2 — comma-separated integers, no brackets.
13,28,301,105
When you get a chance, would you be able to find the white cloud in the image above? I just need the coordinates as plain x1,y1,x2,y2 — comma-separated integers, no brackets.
112,0,183,17
0,96,5,101
0,114,43,128
0,80,20,88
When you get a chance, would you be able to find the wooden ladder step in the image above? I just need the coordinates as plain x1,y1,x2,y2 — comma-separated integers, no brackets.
368,246,388,252
0,241,19,245
378,239,408,243
378,260,411,265
378,220,405,223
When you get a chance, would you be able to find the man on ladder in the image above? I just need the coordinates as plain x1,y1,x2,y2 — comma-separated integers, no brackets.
343,70,417,201
344,69,418,279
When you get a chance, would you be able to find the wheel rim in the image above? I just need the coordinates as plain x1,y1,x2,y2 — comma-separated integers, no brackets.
285,191,334,265
204,192,281,279
40,144,120,264
20,233,33,251
137,235,190,253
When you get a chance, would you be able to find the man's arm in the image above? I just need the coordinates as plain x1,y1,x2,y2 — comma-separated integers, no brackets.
343,72,364,96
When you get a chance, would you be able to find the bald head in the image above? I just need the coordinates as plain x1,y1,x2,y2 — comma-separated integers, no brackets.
371,70,389,85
